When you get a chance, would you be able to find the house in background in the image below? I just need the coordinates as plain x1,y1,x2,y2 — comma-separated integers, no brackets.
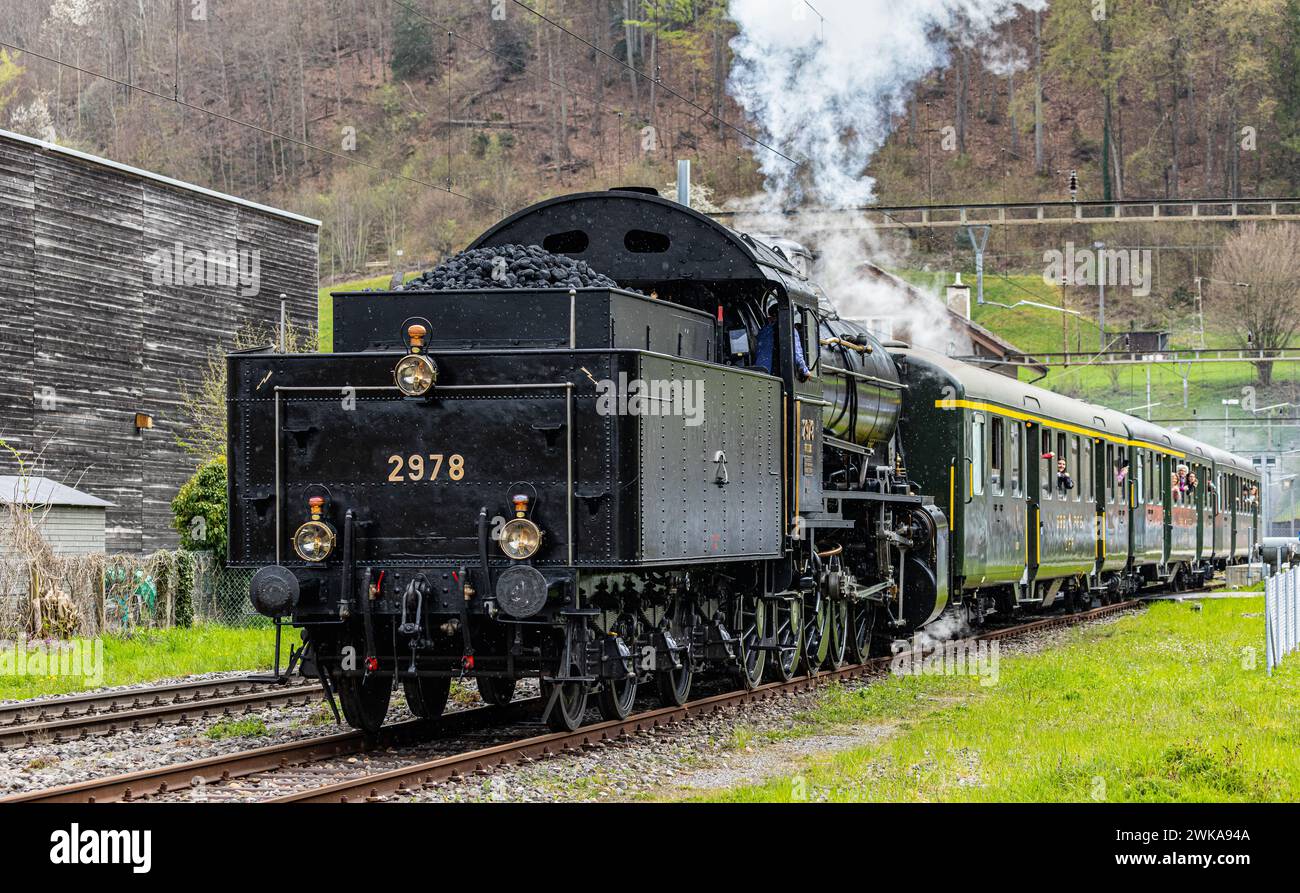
853,264,1049,379
0,129,319,553
0,476,112,556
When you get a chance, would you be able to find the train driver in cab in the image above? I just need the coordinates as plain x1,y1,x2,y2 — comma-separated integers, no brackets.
754,298,811,381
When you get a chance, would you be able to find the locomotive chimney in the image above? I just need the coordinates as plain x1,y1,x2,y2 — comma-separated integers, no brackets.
946,273,972,320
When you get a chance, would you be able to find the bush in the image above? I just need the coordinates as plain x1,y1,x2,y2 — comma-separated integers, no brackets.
171,456,228,558
173,550,196,628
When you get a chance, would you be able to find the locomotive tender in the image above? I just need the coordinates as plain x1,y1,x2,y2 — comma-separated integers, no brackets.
229,189,1260,733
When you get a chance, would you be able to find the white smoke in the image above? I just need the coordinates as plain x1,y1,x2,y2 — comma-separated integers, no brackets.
724,0,1044,355
727,0,1046,209
981,38,1030,78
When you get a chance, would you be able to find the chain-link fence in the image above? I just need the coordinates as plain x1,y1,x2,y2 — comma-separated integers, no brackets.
191,553,267,628
1,551,269,636
1266,565,1300,675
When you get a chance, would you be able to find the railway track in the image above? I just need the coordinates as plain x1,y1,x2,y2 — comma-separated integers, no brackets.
2,598,1141,804
0,676,321,751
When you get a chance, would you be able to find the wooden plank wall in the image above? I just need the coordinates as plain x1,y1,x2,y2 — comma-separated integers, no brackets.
0,141,36,459
0,133,319,553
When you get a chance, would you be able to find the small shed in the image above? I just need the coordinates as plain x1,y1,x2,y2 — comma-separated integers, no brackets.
0,476,112,556
1122,330,1170,354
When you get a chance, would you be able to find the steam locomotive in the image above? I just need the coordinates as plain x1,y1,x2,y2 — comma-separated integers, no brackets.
228,188,1260,733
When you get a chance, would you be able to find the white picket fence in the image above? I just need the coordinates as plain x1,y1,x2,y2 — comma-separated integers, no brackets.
1266,566,1300,675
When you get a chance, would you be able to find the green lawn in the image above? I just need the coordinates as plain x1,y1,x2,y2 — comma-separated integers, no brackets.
890,268,1300,434
0,625,279,700
707,598,1300,802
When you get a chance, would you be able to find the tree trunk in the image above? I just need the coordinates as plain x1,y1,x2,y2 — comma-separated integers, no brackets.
623,0,639,113
1034,10,1045,175
1008,69,1017,155
955,44,968,154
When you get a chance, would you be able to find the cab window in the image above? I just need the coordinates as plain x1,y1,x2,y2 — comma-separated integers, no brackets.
797,307,819,374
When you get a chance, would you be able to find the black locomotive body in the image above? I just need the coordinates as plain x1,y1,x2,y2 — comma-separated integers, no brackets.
230,190,942,732
229,188,1258,735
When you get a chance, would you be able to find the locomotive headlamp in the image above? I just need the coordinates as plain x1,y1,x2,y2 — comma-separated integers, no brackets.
499,518,542,560
394,324,437,396
293,496,336,562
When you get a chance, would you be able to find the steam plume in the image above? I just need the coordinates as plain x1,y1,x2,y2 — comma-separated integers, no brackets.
724,0,1046,353
727,0,1045,209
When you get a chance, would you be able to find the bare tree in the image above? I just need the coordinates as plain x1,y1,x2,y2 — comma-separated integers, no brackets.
1208,223,1300,387
175,319,317,461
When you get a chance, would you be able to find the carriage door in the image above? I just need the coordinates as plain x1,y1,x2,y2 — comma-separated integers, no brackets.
1194,462,1205,560
1228,476,1237,558
964,411,988,583
1170,454,1180,566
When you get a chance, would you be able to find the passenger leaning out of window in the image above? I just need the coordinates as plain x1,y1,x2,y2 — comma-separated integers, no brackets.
1056,458,1074,493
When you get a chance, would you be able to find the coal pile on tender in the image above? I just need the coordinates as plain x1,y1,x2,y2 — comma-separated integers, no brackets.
399,244,621,291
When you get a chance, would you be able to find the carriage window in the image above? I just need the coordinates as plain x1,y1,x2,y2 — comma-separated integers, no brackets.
1009,423,1022,496
1070,436,1081,500
1041,428,1053,499
990,417,1004,494
1106,444,1115,500
970,413,986,497
1137,453,1145,503
1083,440,1092,501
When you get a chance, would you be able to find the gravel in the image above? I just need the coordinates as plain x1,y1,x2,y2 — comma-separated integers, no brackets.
2,610,1138,802
0,668,273,709
0,676,528,797
398,244,621,291
399,610,1141,803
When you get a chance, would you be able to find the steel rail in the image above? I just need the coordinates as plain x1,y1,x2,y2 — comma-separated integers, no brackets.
0,681,322,751
271,600,1141,803
0,699,536,803
3,600,1141,804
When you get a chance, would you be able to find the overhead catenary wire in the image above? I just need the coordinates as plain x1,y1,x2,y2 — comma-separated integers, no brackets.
505,0,801,168
0,39,511,216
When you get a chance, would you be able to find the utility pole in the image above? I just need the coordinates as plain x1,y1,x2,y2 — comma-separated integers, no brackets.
1193,277,1207,349
1223,398,1240,452
1094,241,1106,350
1147,365,1153,420
924,101,934,204
965,225,990,306
1061,275,1069,358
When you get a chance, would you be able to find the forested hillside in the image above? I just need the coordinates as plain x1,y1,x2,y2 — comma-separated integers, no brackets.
2,0,1300,280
